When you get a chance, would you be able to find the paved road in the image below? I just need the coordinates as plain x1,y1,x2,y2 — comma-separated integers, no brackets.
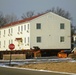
0,67,73,75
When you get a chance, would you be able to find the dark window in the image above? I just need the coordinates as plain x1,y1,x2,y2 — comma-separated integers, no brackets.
24,25,26,30
60,23,65,29
37,37,41,43
21,26,23,31
24,38,26,43
4,30,5,34
28,24,29,30
28,37,29,43
9,29,10,34
60,36,64,42
18,26,20,32
36,23,41,29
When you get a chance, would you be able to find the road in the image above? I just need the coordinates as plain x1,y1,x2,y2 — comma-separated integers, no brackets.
0,67,73,75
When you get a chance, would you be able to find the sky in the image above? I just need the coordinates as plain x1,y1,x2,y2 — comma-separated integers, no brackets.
0,0,76,25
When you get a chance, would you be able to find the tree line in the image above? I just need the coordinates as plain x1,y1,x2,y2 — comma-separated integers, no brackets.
0,7,75,34
0,7,73,27
0,7,75,45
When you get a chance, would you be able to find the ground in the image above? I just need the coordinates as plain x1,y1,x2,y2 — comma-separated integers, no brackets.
17,62,76,74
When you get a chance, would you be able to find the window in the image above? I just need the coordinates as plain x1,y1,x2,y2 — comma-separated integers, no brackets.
37,37,41,43
18,26,20,32
24,38,26,43
36,23,41,29
9,40,10,44
8,28,13,34
8,40,13,44
24,25,26,30
28,37,29,43
28,24,29,30
21,26,23,31
4,41,5,48
60,23,65,29
60,36,64,42
9,29,10,34
4,30,5,35
11,28,13,33
11,40,13,43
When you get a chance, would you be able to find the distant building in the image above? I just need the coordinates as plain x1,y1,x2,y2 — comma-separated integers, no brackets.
72,34,76,48
0,12,71,51
73,34,76,42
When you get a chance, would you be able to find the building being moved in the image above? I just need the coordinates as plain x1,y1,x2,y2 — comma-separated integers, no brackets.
0,12,71,59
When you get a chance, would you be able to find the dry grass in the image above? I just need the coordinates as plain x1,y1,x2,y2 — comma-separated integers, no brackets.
17,62,76,73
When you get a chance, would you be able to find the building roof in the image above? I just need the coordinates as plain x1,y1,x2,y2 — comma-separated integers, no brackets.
0,14,44,29
0,12,70,29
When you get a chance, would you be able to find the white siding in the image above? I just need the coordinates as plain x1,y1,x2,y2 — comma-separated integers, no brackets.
0,22,30,51
0,12,71,51
30,12,71,49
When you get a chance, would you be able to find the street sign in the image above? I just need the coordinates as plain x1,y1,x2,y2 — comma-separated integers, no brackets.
9,44,15,65
9,44,15,50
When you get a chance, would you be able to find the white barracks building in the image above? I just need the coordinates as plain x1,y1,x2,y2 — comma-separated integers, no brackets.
0,12,71,51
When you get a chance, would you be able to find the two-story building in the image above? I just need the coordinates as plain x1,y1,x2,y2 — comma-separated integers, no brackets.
0,12,71,58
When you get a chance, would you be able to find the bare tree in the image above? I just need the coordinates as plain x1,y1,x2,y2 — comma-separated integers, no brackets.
0,12,18,27
45,7,72,20
21,11,34,19
5,13,18,24
46,7,73,49
0,11,6,27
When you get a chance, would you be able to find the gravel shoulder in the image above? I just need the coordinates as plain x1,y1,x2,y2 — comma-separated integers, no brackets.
17,62,76,74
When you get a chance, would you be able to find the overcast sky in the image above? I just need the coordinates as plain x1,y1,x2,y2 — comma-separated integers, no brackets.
0,0,76,25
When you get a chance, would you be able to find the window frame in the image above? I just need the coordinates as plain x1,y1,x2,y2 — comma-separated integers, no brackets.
21,26,23,31
11,28,13,33
9,29,10,34
37,36,41,43
4,40,5,48
28,37,29,43
36,23,41,29
4,30,5,35
24,25,26,30
60,36,65,42
24,38,26,43
28,24,29,30
18,26,20,32
60,23,65,29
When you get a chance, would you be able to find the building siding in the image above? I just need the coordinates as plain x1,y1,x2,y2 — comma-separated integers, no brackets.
0,12,71,51
30,12,71,49
0,22,30,50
